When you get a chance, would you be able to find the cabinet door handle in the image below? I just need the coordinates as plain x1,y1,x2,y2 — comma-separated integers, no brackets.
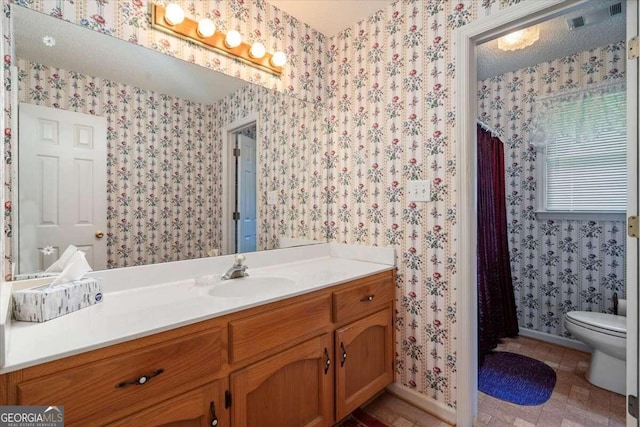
116,368,164,388
360,294,375,302
210,402,219,426
340,342,347,367
323,347,331,374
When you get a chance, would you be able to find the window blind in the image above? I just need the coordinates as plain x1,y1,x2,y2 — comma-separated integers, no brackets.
544,87,626,212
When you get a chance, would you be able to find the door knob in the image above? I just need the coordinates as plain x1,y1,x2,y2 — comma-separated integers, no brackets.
95,231,105,239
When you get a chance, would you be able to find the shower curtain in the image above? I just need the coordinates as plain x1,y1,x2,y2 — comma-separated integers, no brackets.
477,125,519,364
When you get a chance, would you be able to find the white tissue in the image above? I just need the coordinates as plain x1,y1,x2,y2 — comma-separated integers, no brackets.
45,245,79,273
50,251,93,285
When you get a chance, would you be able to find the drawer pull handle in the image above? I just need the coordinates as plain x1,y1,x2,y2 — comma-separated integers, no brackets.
324,347,331,374
210,401,219,426
360,294,375,302
116,368,164,388
340,342,347,367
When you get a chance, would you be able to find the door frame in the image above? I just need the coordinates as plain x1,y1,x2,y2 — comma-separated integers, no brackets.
453,1,639,425
221,113,259,255
626,4,640,426
10,66,19,280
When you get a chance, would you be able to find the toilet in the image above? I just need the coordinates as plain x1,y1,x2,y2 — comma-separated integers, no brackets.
564,310,626,394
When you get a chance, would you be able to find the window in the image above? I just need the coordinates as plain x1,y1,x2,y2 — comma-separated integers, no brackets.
533,83,626,213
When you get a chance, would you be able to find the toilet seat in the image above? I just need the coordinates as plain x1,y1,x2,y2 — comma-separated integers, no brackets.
565,311,626,338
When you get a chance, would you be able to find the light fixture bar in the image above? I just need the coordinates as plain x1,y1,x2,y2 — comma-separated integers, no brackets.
151,4,283,75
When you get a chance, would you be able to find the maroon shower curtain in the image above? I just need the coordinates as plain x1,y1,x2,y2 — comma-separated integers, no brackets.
477,125,519,363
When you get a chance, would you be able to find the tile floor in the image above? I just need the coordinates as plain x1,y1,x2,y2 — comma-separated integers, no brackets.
477,336,627,427
362,336,627,427
362,392,451,427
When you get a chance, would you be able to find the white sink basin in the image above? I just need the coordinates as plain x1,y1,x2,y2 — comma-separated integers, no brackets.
207,276,297,298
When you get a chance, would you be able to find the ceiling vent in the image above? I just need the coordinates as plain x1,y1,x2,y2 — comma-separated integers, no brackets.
566,2,623,30
568,16,585,29
609,2,622,16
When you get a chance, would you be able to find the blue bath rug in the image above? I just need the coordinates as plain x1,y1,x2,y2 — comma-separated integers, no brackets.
478,351,556,406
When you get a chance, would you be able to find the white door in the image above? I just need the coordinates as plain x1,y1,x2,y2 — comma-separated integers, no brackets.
237,133,257,253
626,2,639,424
18,103,107,273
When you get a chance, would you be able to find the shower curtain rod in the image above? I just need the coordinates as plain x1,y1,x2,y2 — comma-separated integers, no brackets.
476,118,499,137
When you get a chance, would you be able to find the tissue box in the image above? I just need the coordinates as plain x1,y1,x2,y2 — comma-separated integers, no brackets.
12,277,103,323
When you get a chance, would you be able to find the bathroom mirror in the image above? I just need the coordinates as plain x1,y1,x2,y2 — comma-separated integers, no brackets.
9,5,328,278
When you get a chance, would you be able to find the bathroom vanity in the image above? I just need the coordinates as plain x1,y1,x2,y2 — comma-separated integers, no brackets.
0,244,396,426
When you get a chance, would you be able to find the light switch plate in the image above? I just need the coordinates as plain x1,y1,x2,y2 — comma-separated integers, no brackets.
407,180,431,202
267,191,277,205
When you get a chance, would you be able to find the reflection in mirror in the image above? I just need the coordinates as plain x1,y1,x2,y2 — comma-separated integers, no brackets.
11,6,327,279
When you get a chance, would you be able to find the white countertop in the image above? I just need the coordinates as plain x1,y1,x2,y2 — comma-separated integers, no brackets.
1,243,395,373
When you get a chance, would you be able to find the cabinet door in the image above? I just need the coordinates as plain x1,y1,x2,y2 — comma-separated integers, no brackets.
335,308,393,420
107,379,228,427
230,334,333,427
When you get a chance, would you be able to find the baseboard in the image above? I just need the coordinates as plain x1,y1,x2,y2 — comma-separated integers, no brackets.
518,327,590,353
385,382,456,425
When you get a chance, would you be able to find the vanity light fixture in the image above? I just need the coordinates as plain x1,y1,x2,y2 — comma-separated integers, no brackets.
164,3,185,26
197,18,216,38
497,26,540,51
271,51,287,68
249,42,266,59
151,3,286,75
225,30,242,48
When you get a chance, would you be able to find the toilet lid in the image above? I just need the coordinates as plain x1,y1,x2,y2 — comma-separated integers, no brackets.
565,311,626,337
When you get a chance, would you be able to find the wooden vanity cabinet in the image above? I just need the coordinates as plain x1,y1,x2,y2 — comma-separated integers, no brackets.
0,269,395,427
230,334,333,427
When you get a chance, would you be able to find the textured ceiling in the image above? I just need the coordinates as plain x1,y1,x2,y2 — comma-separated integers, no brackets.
266,0,394,36
13,6,248,105
477,0,626,80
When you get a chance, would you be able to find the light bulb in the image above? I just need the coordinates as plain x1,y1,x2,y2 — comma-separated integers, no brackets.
249,42,266,59
503,30,525,44
497,26,539,51
164,3,185,26
270,51,287,67
225,30,242,48
197,18,216,38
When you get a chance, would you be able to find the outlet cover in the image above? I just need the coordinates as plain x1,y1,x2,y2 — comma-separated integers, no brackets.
407,180,431,202
267,191,277,205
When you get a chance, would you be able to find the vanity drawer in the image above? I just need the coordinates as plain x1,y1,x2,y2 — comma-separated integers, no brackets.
332,272,394,323
16,328,222,425
229,295,331,363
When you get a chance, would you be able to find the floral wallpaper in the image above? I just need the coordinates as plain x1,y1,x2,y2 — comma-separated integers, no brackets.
212,84,326,250
477,41,627,338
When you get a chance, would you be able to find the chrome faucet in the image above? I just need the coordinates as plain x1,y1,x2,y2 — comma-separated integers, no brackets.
222,254,249,280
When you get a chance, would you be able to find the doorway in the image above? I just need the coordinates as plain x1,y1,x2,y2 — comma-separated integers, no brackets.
235,127,258,253
454,1,638,426
222,114,259,255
